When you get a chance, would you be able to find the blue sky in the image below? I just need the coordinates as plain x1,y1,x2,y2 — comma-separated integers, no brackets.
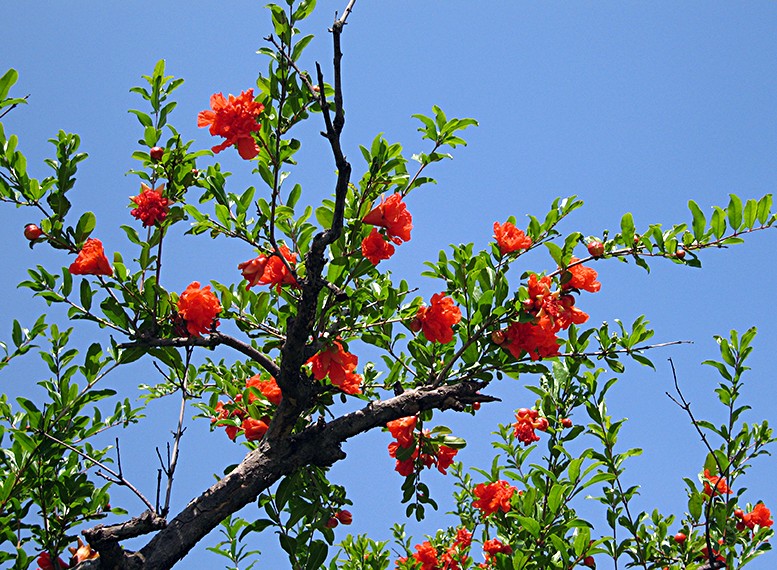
2,2,777,568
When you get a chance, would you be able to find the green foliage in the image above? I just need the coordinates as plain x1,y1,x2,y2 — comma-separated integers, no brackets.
0,1,774,569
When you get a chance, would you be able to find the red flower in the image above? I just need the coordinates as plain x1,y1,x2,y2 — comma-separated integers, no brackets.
387,416,417,447
483,538,513,558
307,340,362,395
238,245,298,292
130,183,169,227
242,417,270,441
416,293,462,344
361,227,396,265
742,503,773,530
177,281,222,337
455,528,473,548
197,89,264,159
412,541,439,570
513,408,549,446
702,469,730,498
524,274,589,331
212,402,241,441
363,193,413,244
37,552,69,570
246,374,282,406
493,221,532,256
436,445,458,474
502,317,560,361
563,257,601,292
472,480,516,516
69,238,113,276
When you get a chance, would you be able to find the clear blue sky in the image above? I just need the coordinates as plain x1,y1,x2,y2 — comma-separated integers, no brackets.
2,2,777,568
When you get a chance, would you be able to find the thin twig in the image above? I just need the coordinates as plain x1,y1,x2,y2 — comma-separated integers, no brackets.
41,432,155,512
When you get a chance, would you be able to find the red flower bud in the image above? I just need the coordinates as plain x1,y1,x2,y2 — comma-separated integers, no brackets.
561,418,573,428
335,510,353,525
24,224,43,240
675,248,686,260
734,509,745,519
324,517,339,528
150,146,165,161
583,555,596,568
674,532,687,544
408,318,422,333
587,241,604,257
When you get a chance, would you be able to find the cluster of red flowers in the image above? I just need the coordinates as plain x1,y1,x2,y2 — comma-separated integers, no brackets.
397,529,472,570
197,89,265,160
238,244,298,292
177,281,222,337
414,293,462,344
512,408,549,446
499,258,601,361
386,416,458,476
361,193,413,265
493,221,532,256
307,340,363,395
736,503,773,531
212,375,281,441
69,238,113,277
472,480,516,517
130,183,169,227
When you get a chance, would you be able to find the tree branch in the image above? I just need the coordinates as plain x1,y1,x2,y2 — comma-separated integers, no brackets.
108,381,493,569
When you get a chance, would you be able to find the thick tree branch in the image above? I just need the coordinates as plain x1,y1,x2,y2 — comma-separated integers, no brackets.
107,381,493,570
269,9,353,441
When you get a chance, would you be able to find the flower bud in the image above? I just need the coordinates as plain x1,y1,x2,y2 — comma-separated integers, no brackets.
150,146,165,161
24,224,43,240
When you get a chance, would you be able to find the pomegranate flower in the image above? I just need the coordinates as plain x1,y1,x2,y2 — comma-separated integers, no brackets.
742,503,773,530
130,183,169,227
702,469,730,498
238,245,297,292
472,480,516,516
361,227,396,265
562,257,601,292
177,281,222,337
493,221,532,255
246,374,282,406
363,193,413,244
502,317,560,361
416,293,462,344
69,238,113,277
513,408,549,445
307,340,362,395
197,89,265,159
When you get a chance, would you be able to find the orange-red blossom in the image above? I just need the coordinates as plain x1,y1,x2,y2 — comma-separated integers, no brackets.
363,193,413,244
307,340,363,395
361,227,396,265
238,245,298,292
130,183,169,227
702,468,730,498
416,293,462,344
472,480,516,517
493,221,532,256
177,281,222,337
197,89,264,159
513,408,549,445
69,238,113,277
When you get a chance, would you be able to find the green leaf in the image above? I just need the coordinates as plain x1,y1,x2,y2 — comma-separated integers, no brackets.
688,200,705,241
74,211,96,244
0,69,19,101
304,541,328,570
727,193,743,231
620,212,635,245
